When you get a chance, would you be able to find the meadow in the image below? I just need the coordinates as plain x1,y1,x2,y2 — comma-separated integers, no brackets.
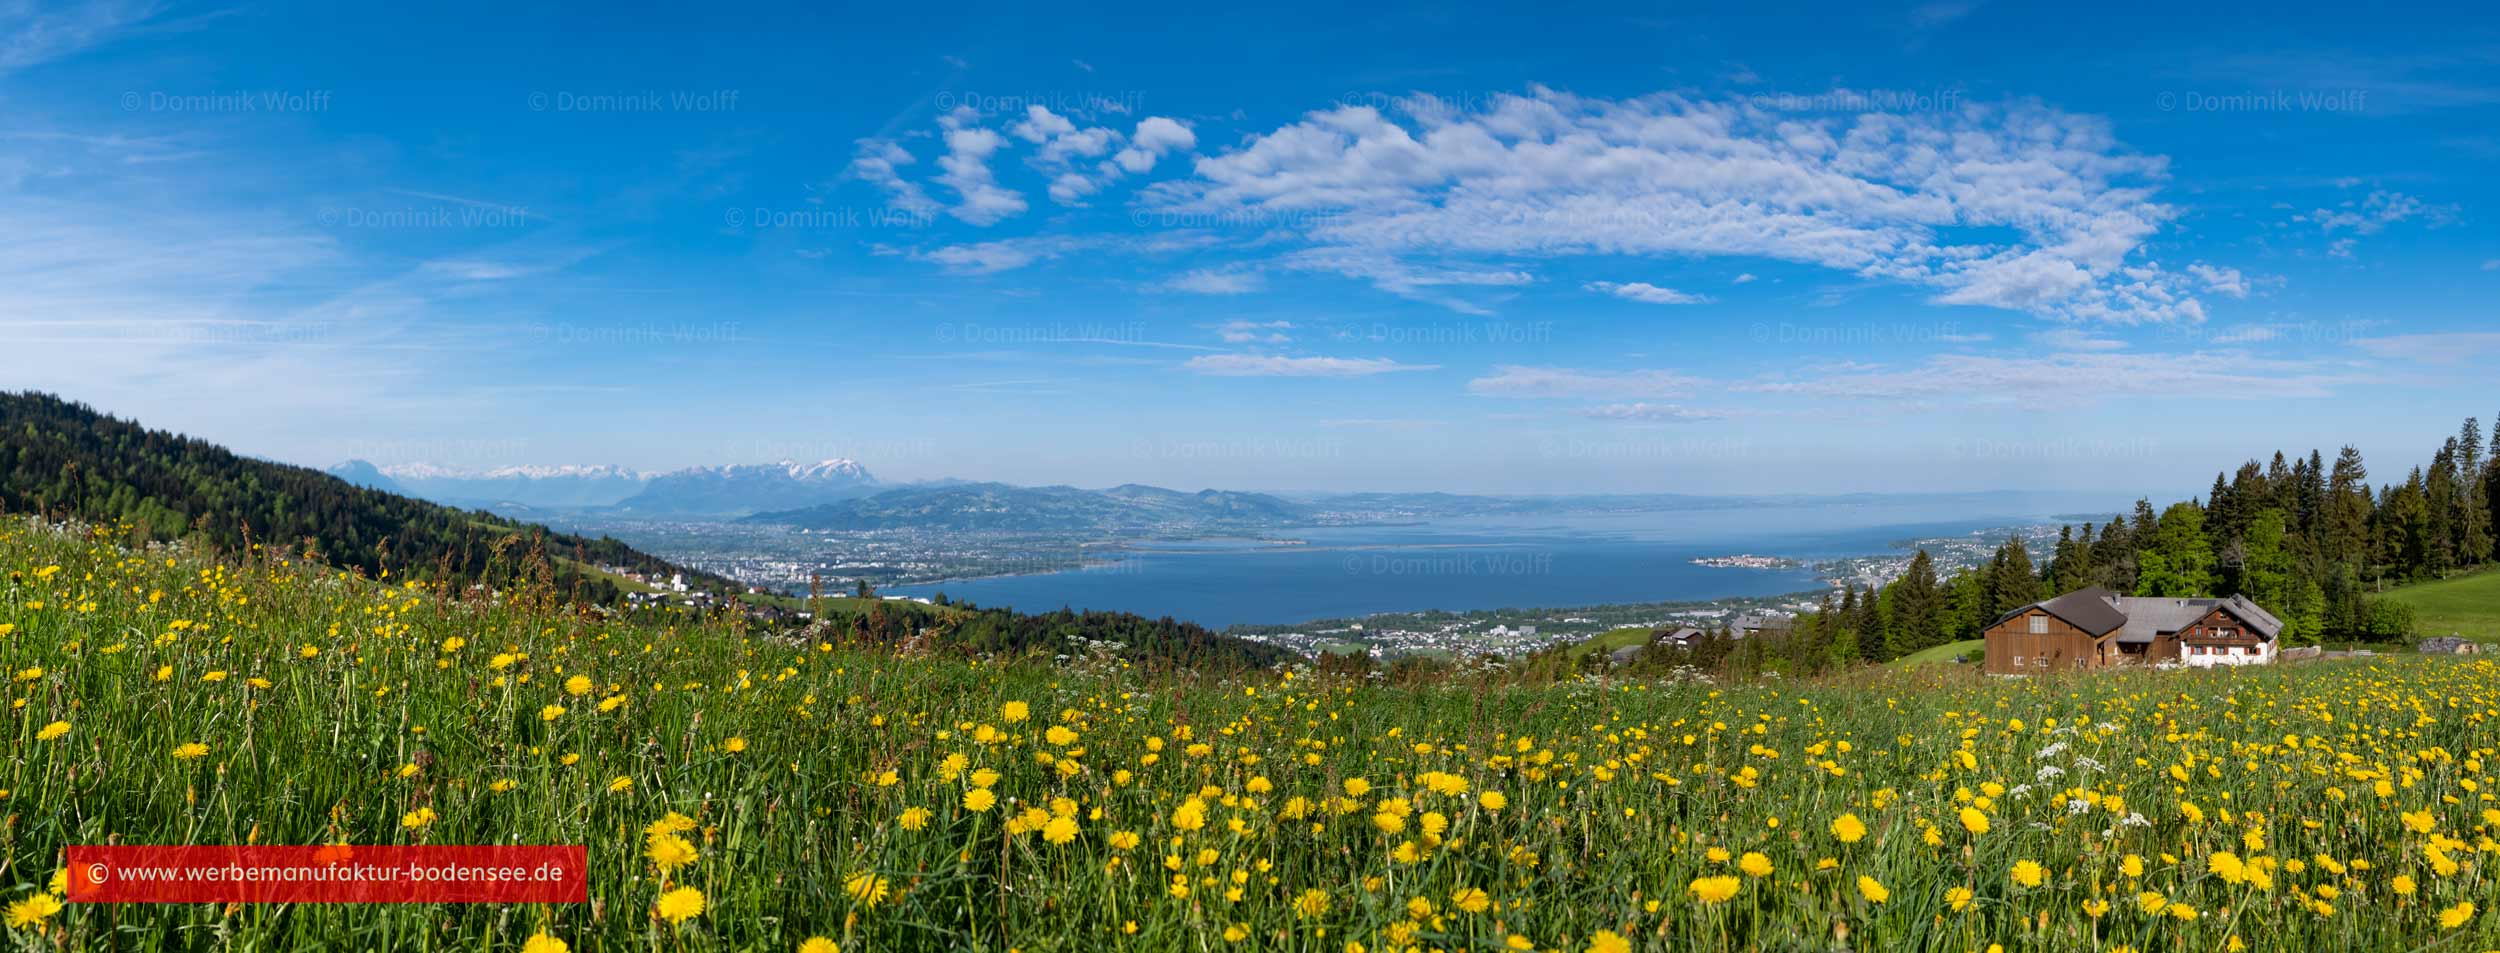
4,519,2496,951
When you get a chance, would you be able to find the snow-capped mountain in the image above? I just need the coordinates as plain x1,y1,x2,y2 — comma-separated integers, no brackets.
326,462,652,508
613,459,880,516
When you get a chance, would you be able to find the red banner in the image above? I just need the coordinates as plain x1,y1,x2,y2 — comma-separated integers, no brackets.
64,845,587,904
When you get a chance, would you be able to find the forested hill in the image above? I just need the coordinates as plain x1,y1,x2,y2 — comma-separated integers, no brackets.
0,392,738,604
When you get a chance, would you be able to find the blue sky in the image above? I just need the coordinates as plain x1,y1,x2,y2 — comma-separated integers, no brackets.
2,1,2494,496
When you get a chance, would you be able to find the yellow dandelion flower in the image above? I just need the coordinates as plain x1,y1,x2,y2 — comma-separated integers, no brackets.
1830,813,1869,844
653,886,705,925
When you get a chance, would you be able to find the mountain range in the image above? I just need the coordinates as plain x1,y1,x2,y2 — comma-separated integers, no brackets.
327,458,878,514
749,482,1308,533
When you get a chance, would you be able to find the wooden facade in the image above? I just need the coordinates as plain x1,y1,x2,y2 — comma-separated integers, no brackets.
1981,608,2114,675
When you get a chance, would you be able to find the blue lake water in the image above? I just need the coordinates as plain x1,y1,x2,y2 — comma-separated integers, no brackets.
889,493,2125,629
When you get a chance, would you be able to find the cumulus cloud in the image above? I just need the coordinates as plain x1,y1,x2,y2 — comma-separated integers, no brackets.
1149,88,2208,322
2302,189,2457,257
2186,262,2249,298
935,106,1027,225
1585,281,1709,304
1114,116,1197,174
846,139,939,217
1184,353,1435,377
1466,365,1701,400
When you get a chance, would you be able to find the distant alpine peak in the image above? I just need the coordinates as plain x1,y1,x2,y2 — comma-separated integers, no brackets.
658,459,876,484
369,462,643,481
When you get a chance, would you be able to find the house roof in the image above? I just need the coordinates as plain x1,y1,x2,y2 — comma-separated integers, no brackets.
1992,586,2128,637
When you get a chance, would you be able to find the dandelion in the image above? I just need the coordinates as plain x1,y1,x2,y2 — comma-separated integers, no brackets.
1001,701,1029,722
2438,902,2476,929
798,938,839,953
1587,930,1630,953
1856,876,1889,904
35,720,68,741
1959,806,1989,835
1946,886,1974,911
653,886,705,925
400,807,437,829
1688,875,1741,904
1737,852,1773,878
6,893,63,929
646,833,698,873
1480,790,1507,811
1296,888,1331,918
1830,813,1868,844
899,807,932,831
2010,859,2045,888
844,872,890,908
1043,816,1080,844
963,788,997,812
520,932,567,953
606,776,633,793
172,742,210,760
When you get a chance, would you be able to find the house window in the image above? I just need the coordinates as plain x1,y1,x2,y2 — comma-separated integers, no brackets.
2028,615,2048,635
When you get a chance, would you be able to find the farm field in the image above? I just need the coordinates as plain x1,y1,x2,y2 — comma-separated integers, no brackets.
5,519,2497,951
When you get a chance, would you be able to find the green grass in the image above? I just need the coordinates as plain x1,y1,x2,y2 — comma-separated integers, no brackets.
8,519,2499,951
1566,625,1658,658
2382,567,2500,643
1890,638,1985,668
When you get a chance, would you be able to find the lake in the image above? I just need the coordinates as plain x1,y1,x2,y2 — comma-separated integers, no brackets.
888,492,2124,628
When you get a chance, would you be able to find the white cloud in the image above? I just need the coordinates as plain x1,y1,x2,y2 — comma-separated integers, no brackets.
935,106,1026,225
2186,262,2250,298
1170,268,1265,294
1585,280,1709,305
1732,273,1758,284
2301,189,2456,257
2031,327,2127,351
0,0,157,74
1466,365,1701,400
918,236,1091,273
1213,319,1292,343
1152,89,2206,322
2480,259,2498,271
846,139,939,217
1582,402,1725,422
1113,116,1197,174
1737,350,2350,405
2355,332,2500,365
1184,353,1434,377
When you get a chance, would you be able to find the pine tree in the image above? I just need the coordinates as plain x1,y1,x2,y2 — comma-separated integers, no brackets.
1886,550,1941,657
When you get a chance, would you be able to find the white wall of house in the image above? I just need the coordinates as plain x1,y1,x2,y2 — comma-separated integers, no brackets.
2180,642,2273,668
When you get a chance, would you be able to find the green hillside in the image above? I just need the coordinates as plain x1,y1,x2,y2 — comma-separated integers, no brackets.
2382,568,2500,643
0,391,738,604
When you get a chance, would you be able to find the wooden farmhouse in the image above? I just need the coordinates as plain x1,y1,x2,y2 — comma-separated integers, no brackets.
1981,586,2283,675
